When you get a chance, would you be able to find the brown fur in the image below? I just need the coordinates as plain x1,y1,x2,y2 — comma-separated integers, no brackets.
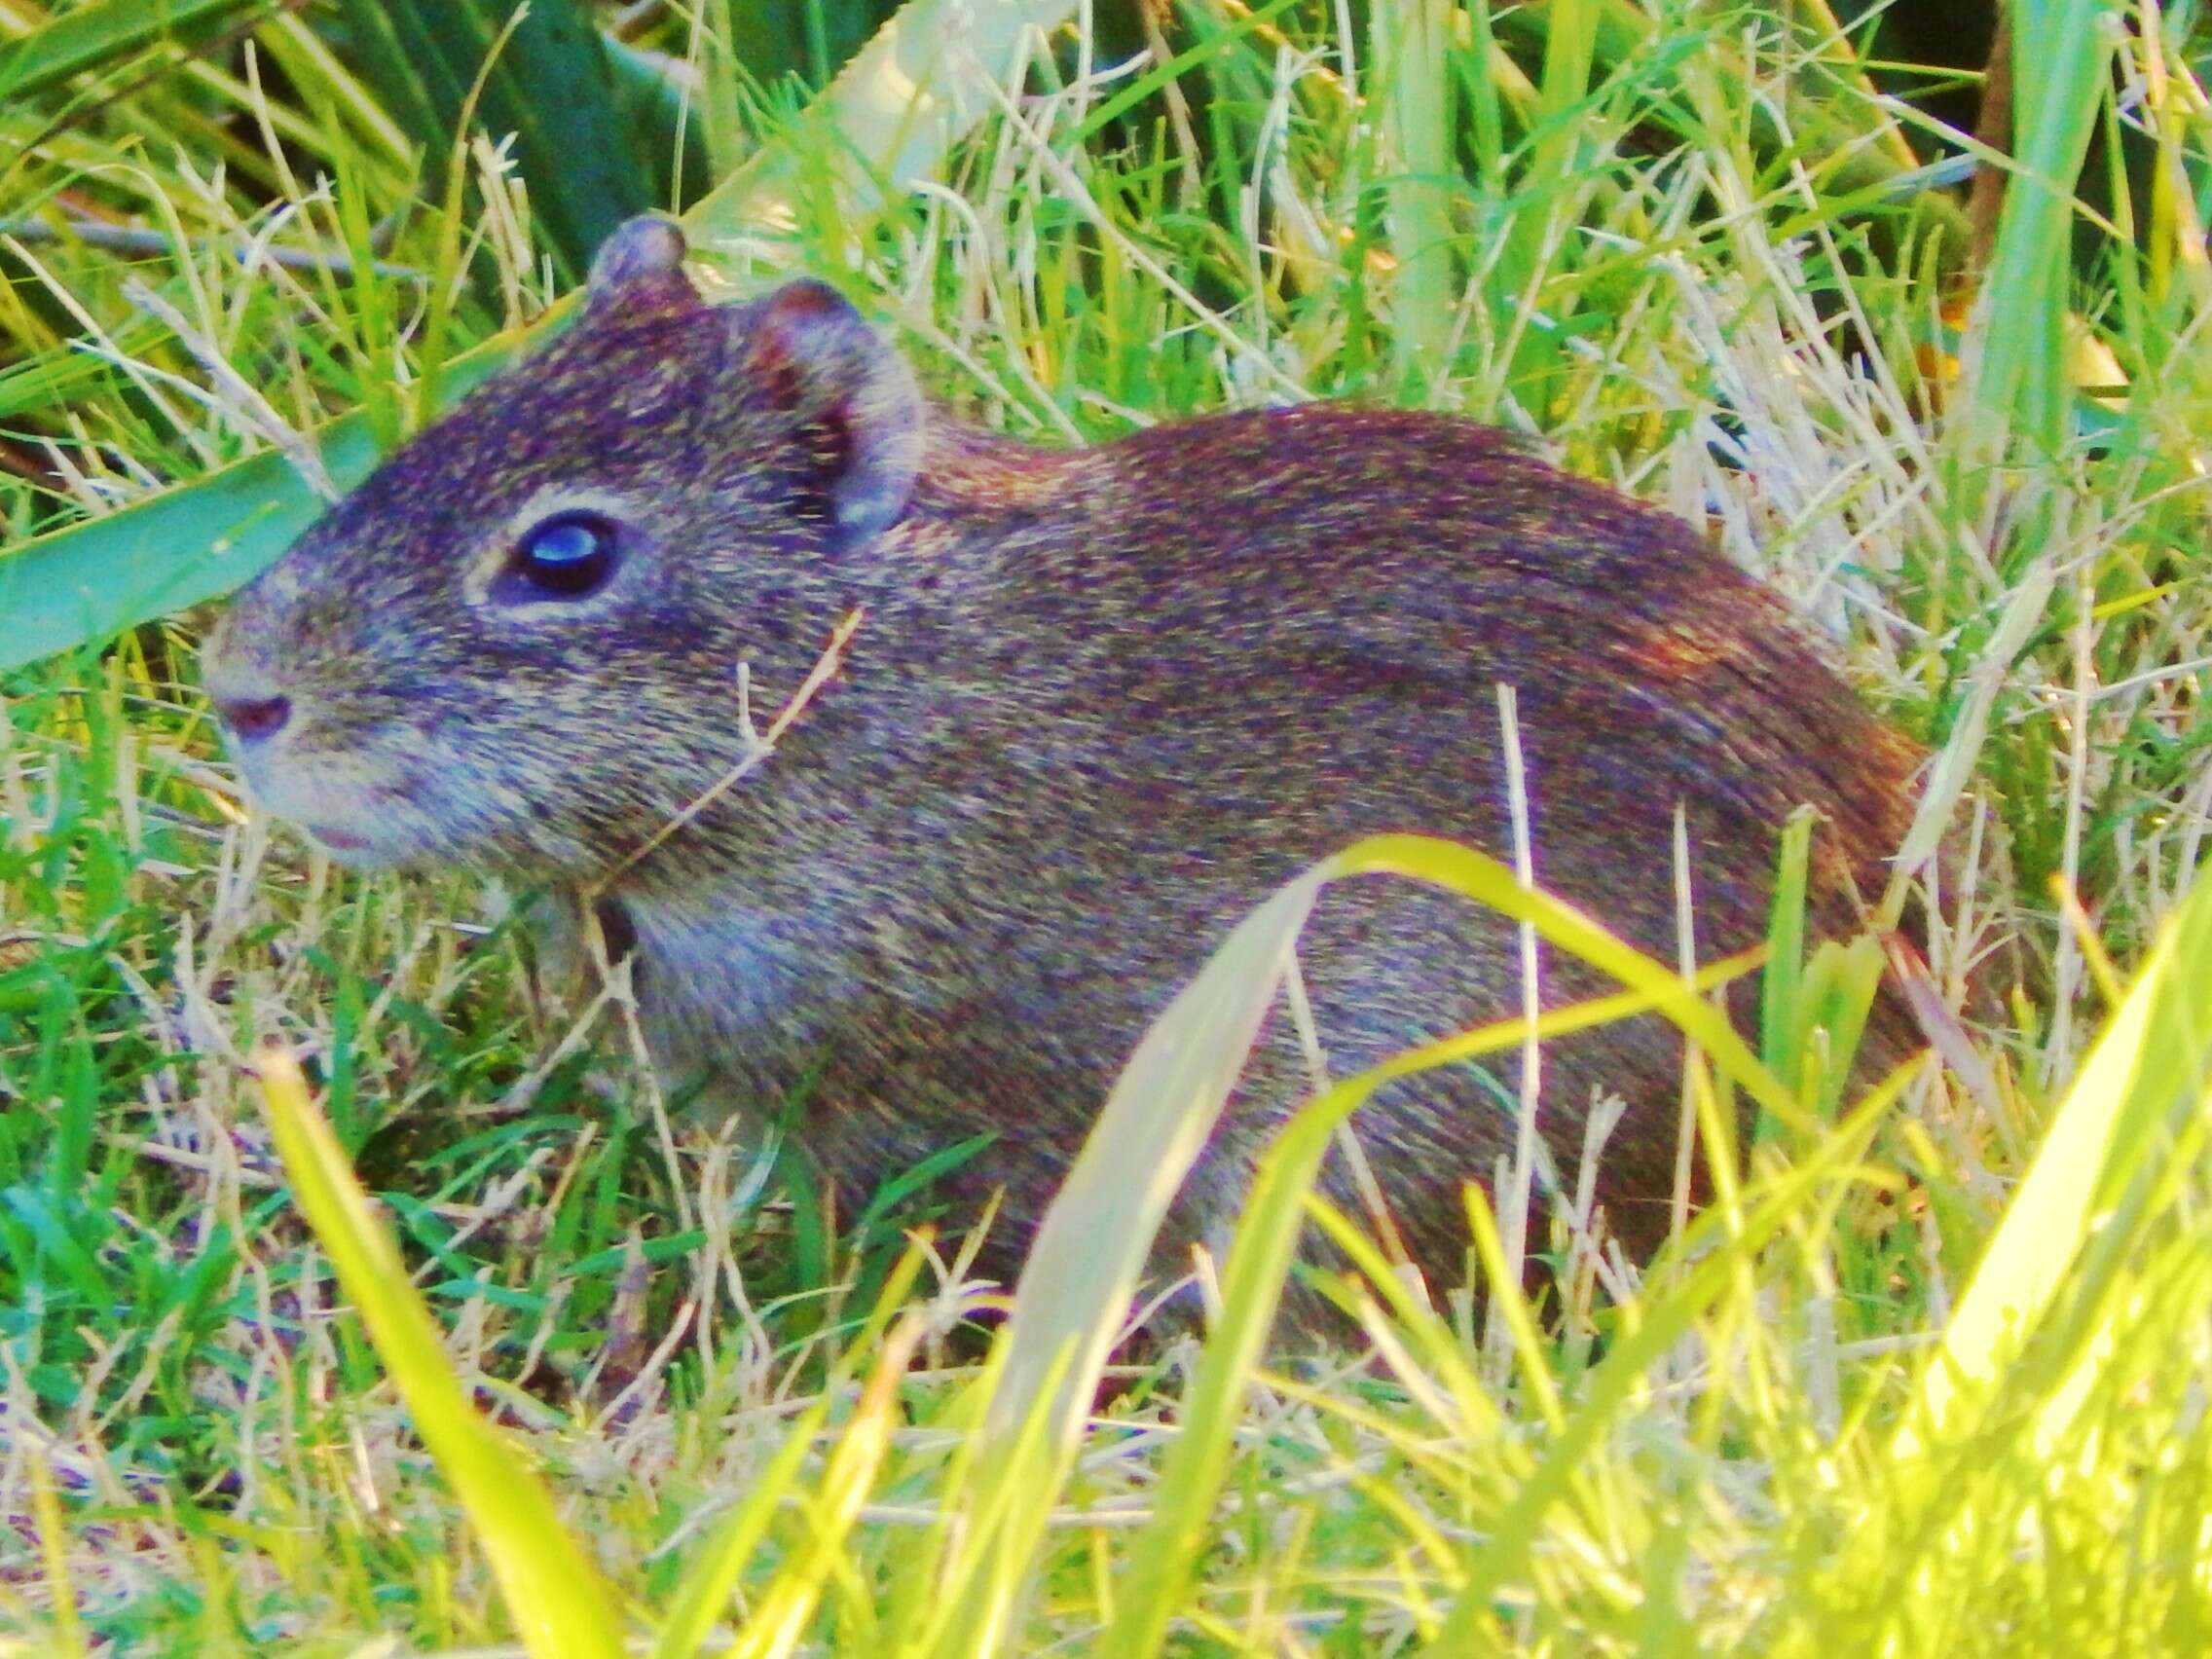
204,219,1928,1308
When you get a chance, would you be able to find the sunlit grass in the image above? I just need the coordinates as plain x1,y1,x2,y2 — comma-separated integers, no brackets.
2,1,2210,1654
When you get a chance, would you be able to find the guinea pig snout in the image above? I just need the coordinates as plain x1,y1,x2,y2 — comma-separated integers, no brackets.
213,688,294,743
203,607,306,750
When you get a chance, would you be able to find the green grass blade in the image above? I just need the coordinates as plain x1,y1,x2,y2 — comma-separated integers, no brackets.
1967,0,2128,449
725,1312,929,1659
1760,809,1815,1107
1419,1064,1920,1652
1003,830,1787,1659
652,1423,830,1659
1488,0,1973,269
1324,836,1799,1122
250,1047,628,1659
1370,0,1456,386
652,1241,931,1655
980,872,1321,1445
606,34,713,205
1096,945,1767,1659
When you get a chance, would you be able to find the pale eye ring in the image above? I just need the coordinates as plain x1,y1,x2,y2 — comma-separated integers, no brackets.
499,510,620,602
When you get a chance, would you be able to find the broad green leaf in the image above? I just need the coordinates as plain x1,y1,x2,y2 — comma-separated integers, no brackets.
0,341,515,676
0,0,261,103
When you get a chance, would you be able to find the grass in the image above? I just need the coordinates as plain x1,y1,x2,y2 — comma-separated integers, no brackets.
2,0,2211,1652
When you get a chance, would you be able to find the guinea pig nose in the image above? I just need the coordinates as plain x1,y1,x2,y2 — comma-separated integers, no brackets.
216,692,293,743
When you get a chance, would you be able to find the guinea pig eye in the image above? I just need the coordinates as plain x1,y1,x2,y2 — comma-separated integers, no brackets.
500,511,620,601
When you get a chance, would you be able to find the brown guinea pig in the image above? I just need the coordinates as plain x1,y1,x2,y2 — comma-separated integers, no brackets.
204,216,1929,1306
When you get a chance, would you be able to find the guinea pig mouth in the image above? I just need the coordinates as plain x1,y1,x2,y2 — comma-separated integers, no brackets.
231,746,433,867
286,808,435,871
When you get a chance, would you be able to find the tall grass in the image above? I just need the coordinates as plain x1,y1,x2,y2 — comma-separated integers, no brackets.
2,1,2209,1653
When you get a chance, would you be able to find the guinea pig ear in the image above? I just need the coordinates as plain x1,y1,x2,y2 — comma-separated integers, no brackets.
740,279,922,546
586,216,696,310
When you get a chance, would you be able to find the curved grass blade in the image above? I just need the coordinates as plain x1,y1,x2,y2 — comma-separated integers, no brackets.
973,831,1792,1659
1098,968,1786,1659
250,1046,628,1659
1090,839,1786,1659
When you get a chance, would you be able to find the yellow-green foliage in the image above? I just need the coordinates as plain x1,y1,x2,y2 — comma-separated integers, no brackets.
2,2,2210,1654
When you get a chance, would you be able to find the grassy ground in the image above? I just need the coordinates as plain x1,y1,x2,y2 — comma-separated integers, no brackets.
3,2,2211,1653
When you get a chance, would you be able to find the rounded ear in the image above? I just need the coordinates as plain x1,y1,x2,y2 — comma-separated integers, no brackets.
587,216,696,309
739,279,922,546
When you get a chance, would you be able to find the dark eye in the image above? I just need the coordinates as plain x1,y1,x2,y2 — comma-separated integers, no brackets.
505,511,619,600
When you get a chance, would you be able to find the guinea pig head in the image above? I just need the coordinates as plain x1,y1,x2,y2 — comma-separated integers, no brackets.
202,217,922,877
